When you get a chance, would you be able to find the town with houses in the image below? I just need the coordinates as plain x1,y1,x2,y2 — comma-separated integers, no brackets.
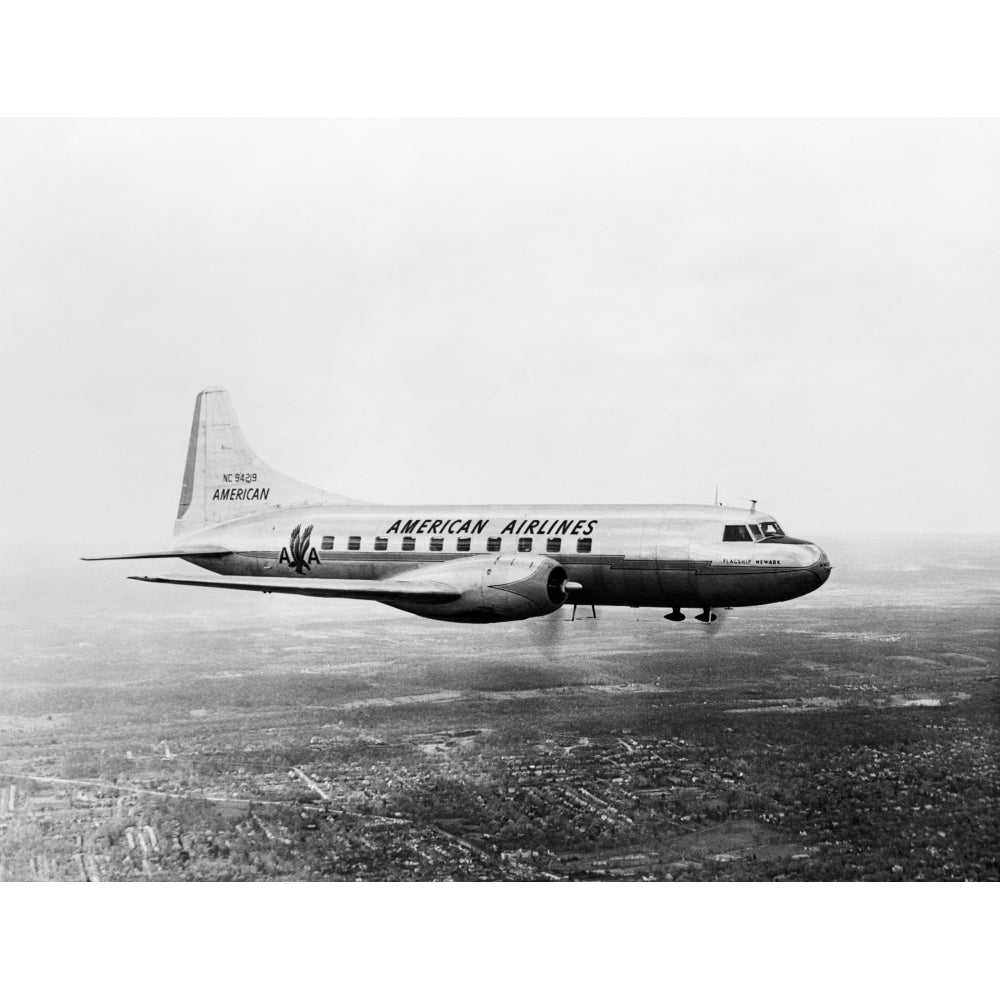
2,689,996,881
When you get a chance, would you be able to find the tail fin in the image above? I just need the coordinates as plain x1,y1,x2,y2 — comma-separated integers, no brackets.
174,388,363,537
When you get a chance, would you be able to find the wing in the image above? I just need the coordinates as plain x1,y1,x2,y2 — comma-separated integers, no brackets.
128,574,461,605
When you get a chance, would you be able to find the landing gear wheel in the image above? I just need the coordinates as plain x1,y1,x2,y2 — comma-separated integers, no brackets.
664,608,686,622
694,607,717,623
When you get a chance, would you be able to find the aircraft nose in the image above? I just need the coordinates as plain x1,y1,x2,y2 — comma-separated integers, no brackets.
809,545,832,585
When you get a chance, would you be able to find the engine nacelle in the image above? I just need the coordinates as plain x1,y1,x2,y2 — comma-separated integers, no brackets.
385,554,571,622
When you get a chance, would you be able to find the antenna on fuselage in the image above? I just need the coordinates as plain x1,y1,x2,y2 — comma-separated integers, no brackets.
750,499,757,513
714,485,719,506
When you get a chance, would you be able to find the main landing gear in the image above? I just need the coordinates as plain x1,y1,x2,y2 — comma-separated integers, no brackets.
664,607,718,623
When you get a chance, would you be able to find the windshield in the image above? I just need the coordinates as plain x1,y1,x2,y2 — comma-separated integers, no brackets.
724,521,785,542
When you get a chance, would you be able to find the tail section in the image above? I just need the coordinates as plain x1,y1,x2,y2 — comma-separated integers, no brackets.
174,388,363,537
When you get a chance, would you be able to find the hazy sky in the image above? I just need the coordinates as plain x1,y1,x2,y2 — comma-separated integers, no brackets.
2,119,997,549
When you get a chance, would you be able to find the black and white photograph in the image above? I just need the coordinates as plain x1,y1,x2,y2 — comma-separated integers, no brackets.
0,6,997,994
3,116,996,886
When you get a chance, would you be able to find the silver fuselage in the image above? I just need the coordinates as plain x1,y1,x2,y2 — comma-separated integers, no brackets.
182,502,831,610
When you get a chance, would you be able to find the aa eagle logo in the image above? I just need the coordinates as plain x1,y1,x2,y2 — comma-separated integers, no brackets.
279,523,320,574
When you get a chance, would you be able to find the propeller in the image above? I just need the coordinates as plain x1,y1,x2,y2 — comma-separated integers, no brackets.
533,605,566,650
528,579,596,654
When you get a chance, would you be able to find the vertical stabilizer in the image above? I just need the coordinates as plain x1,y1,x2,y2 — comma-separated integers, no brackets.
174,388,362,537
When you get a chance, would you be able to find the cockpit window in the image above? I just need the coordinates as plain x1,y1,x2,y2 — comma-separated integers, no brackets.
723,525,753,542
747,524,764,541
759,521,784,537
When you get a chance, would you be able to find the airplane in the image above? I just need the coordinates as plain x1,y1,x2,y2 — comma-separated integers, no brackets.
84,387,831,624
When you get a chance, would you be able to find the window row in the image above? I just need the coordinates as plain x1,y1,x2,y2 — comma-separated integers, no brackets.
319,535,594,554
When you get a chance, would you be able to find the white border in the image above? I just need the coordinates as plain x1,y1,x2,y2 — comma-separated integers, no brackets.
1,1,998,115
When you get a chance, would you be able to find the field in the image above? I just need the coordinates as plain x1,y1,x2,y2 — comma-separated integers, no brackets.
0,534,997,881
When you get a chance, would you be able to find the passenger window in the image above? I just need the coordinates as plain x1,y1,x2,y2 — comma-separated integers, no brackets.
402,536,415,551
374,537,388,551
518,538,532,553
576,538,592,553
723,525,753,542
348,536,361,551
430,538,444,552
457,537,471,552
486,537,501,552
546,538,562,553
321,536,335,551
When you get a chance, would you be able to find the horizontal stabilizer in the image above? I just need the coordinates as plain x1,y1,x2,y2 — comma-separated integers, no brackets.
81,546,232,562
128,574,461,605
